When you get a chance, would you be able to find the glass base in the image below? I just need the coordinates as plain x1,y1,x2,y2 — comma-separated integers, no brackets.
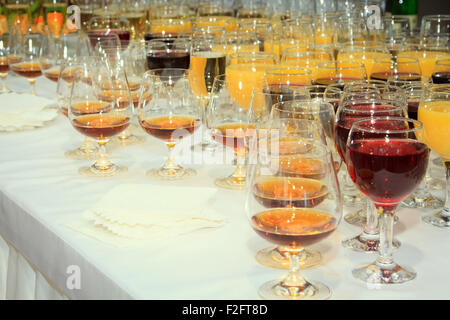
342,233,401,253
343,192,364,207
0,86,11,93
215,176,246,190
259,279,331,300
344,209,399,228
79,164,127,177
109,134,146,147
422,212,450,228
255,246,321,270
402,192,444,209
352,262,416,284
146,167,196,180
64,147,98,160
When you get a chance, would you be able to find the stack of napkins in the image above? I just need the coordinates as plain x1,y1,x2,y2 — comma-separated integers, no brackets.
0,93,58,131
67,184,226,247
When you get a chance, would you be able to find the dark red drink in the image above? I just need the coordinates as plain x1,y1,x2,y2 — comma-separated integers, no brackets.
146,50,190,70
432,72,450,84
335,105,405,162
407,101,419,121
347,139,429,205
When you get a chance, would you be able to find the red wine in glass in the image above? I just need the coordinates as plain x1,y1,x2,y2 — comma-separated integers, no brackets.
335,105,405,163
347,139,429,205
432,71,450,84
146,50,190,70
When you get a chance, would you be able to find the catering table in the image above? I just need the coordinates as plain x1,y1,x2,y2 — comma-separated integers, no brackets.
0,74,449,300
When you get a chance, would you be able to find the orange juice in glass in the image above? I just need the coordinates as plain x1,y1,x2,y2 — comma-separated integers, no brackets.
281,49,333,79
398,48,450,79
226,52,278,110
418,84,450,228
338,48,391,78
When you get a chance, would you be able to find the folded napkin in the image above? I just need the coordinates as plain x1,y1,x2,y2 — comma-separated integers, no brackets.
66,184,226,247
0,93,58,131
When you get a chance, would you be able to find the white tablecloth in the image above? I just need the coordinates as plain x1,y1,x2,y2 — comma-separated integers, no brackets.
1,74,450,300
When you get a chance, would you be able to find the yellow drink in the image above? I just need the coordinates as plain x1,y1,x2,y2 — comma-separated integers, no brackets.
189,52,227,97
418,100,450,159
398,50,450,78
225,63,276,109
338,51,391,78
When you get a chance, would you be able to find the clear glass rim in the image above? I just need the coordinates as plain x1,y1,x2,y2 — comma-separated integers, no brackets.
351,116,423,134
143,68,189,79
265,67,312,77
341,100,406,113
272,100,335,116
424,83,450,95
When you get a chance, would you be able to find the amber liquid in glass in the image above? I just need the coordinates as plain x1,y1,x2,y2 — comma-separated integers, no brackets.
140,116,200,142
11,63,42,78
44,69,60,82
251,208,336,247
72,114,130,140
212,123,256,150
253,177,328,208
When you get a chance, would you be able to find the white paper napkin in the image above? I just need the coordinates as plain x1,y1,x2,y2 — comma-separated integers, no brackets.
0,93,58,131
66,184,226,247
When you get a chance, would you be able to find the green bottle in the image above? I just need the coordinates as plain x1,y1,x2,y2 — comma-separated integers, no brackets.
390,0,418,31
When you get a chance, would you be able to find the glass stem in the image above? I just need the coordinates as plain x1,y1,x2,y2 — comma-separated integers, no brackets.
282,249,307,288
162,144,181,171
1,74,8,92
93,142,113,171
363,200,379,235
376,207,396,268
343,166,356,191
29,79,36,95
442,160,450,218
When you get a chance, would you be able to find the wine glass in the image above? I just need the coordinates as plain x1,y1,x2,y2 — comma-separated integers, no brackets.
206,73,257,189
337,97,408,251
246,118,342,299
217,30,260,56
420,15,450,48
138,69,202,180
418,84,450,228
315,60,367,89
371,56,422,82
146,38,191,71
0,33,11,93
96,39,145,147
397,45,450,81
226,52,278,111
348,117,429,283
144,17,192,42
40,32,91,84
10,30,43,95
384,16,410,57
432,58,450,84
264,67,313,97
88,16,130,50
249,100,325,271
337,45,391,81
237,21,272,53
120,0,147,40
68,57,132,177
337,17,369,44
189,35,227,152
57,57,98,160
400,83,444,209
280,18,315,53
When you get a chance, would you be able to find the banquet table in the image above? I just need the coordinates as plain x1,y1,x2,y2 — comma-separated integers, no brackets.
0,74,450,300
